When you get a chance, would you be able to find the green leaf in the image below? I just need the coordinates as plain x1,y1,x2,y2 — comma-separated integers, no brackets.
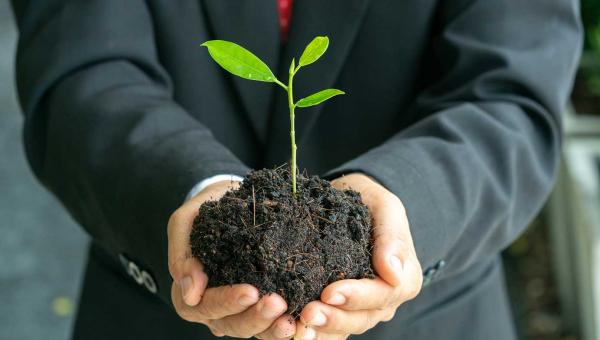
296,89,345,108
289,58,296,75
201,40,275,82
298,36,329,67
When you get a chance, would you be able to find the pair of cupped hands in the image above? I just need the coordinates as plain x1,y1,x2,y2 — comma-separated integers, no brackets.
168,173,423,339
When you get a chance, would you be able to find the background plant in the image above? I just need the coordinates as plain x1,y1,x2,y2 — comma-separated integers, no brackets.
582,0,600,50
201,36,344,195
580,0,600,96
586,25,600,96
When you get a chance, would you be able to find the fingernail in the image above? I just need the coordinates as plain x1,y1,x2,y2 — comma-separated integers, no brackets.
238,294,257,307
259,301,283,319
308,311,327,326
180,276,193,303
326,293,346,305
390,255,403,276
301,327,316,340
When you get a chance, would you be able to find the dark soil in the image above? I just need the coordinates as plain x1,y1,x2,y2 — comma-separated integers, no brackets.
190,167,374,316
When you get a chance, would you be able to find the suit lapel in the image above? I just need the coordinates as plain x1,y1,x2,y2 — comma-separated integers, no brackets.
202,0,279,144
266,0,372,165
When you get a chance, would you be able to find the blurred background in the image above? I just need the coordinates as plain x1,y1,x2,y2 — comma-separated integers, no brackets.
503,0,600,339
0,1,88,339
1,1,600,340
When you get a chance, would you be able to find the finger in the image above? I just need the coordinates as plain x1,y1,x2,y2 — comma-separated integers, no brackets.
318,334,349,340
300,301,386,335
321,277,398,311
168,182,239,305
210,293,288,338
172,282,259,322
294,320,347,340
369,193,420,287
331,175,371,193
167,205,196,276
178,258,208,306
196,283,260,320
207,324,225,337
168,180,239,279
167,192,215,282
294,320,317,340
167,230,207,306
167,203,207,306
256,314,297,339
331,176,415,287
172,281,208,324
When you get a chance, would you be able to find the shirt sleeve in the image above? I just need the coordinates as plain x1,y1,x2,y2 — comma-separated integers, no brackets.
185,174,245,201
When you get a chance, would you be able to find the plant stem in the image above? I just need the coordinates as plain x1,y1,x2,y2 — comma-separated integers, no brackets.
287,65,297,196
273,78,288,91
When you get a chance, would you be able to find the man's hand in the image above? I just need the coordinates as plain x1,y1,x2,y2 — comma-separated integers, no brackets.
168,180,296,339
294,173,423,340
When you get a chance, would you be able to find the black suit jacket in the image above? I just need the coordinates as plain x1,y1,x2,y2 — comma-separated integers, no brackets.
11,1,581,339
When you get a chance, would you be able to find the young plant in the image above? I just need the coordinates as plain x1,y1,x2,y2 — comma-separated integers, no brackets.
201,36,344,195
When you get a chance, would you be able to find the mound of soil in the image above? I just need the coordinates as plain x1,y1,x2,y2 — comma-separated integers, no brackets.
190,167,374,316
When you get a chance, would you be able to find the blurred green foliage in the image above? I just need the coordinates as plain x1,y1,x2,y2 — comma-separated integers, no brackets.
587,25,600,96
581,0,600,97
582,0,600,50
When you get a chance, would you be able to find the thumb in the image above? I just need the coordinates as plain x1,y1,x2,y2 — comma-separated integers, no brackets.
167,204,208,307
167,180,240,306
331,175,416,287
370,196,415,287
173,257,208,307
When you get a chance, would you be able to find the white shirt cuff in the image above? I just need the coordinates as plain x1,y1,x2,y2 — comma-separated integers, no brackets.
185,174,244,201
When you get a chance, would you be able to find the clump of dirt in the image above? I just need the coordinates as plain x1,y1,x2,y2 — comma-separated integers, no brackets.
190,166,374,316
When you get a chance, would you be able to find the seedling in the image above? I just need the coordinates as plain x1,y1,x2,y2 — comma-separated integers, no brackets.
193,40,371,314
201,36,345,195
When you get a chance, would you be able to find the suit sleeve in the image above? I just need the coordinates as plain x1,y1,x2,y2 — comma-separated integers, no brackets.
326,0,582,282
11,1,250,303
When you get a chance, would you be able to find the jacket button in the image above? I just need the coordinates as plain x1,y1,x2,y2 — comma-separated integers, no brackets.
128,262,144,285
422,267,436,287
424,266,437,277
142,271,157,293
119,254,157,293
118,254,129,270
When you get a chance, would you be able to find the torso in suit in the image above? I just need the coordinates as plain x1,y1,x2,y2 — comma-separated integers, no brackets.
10,0,581,339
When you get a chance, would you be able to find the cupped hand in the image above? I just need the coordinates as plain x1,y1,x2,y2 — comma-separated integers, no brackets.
168,180,296,339
294,173,423,340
